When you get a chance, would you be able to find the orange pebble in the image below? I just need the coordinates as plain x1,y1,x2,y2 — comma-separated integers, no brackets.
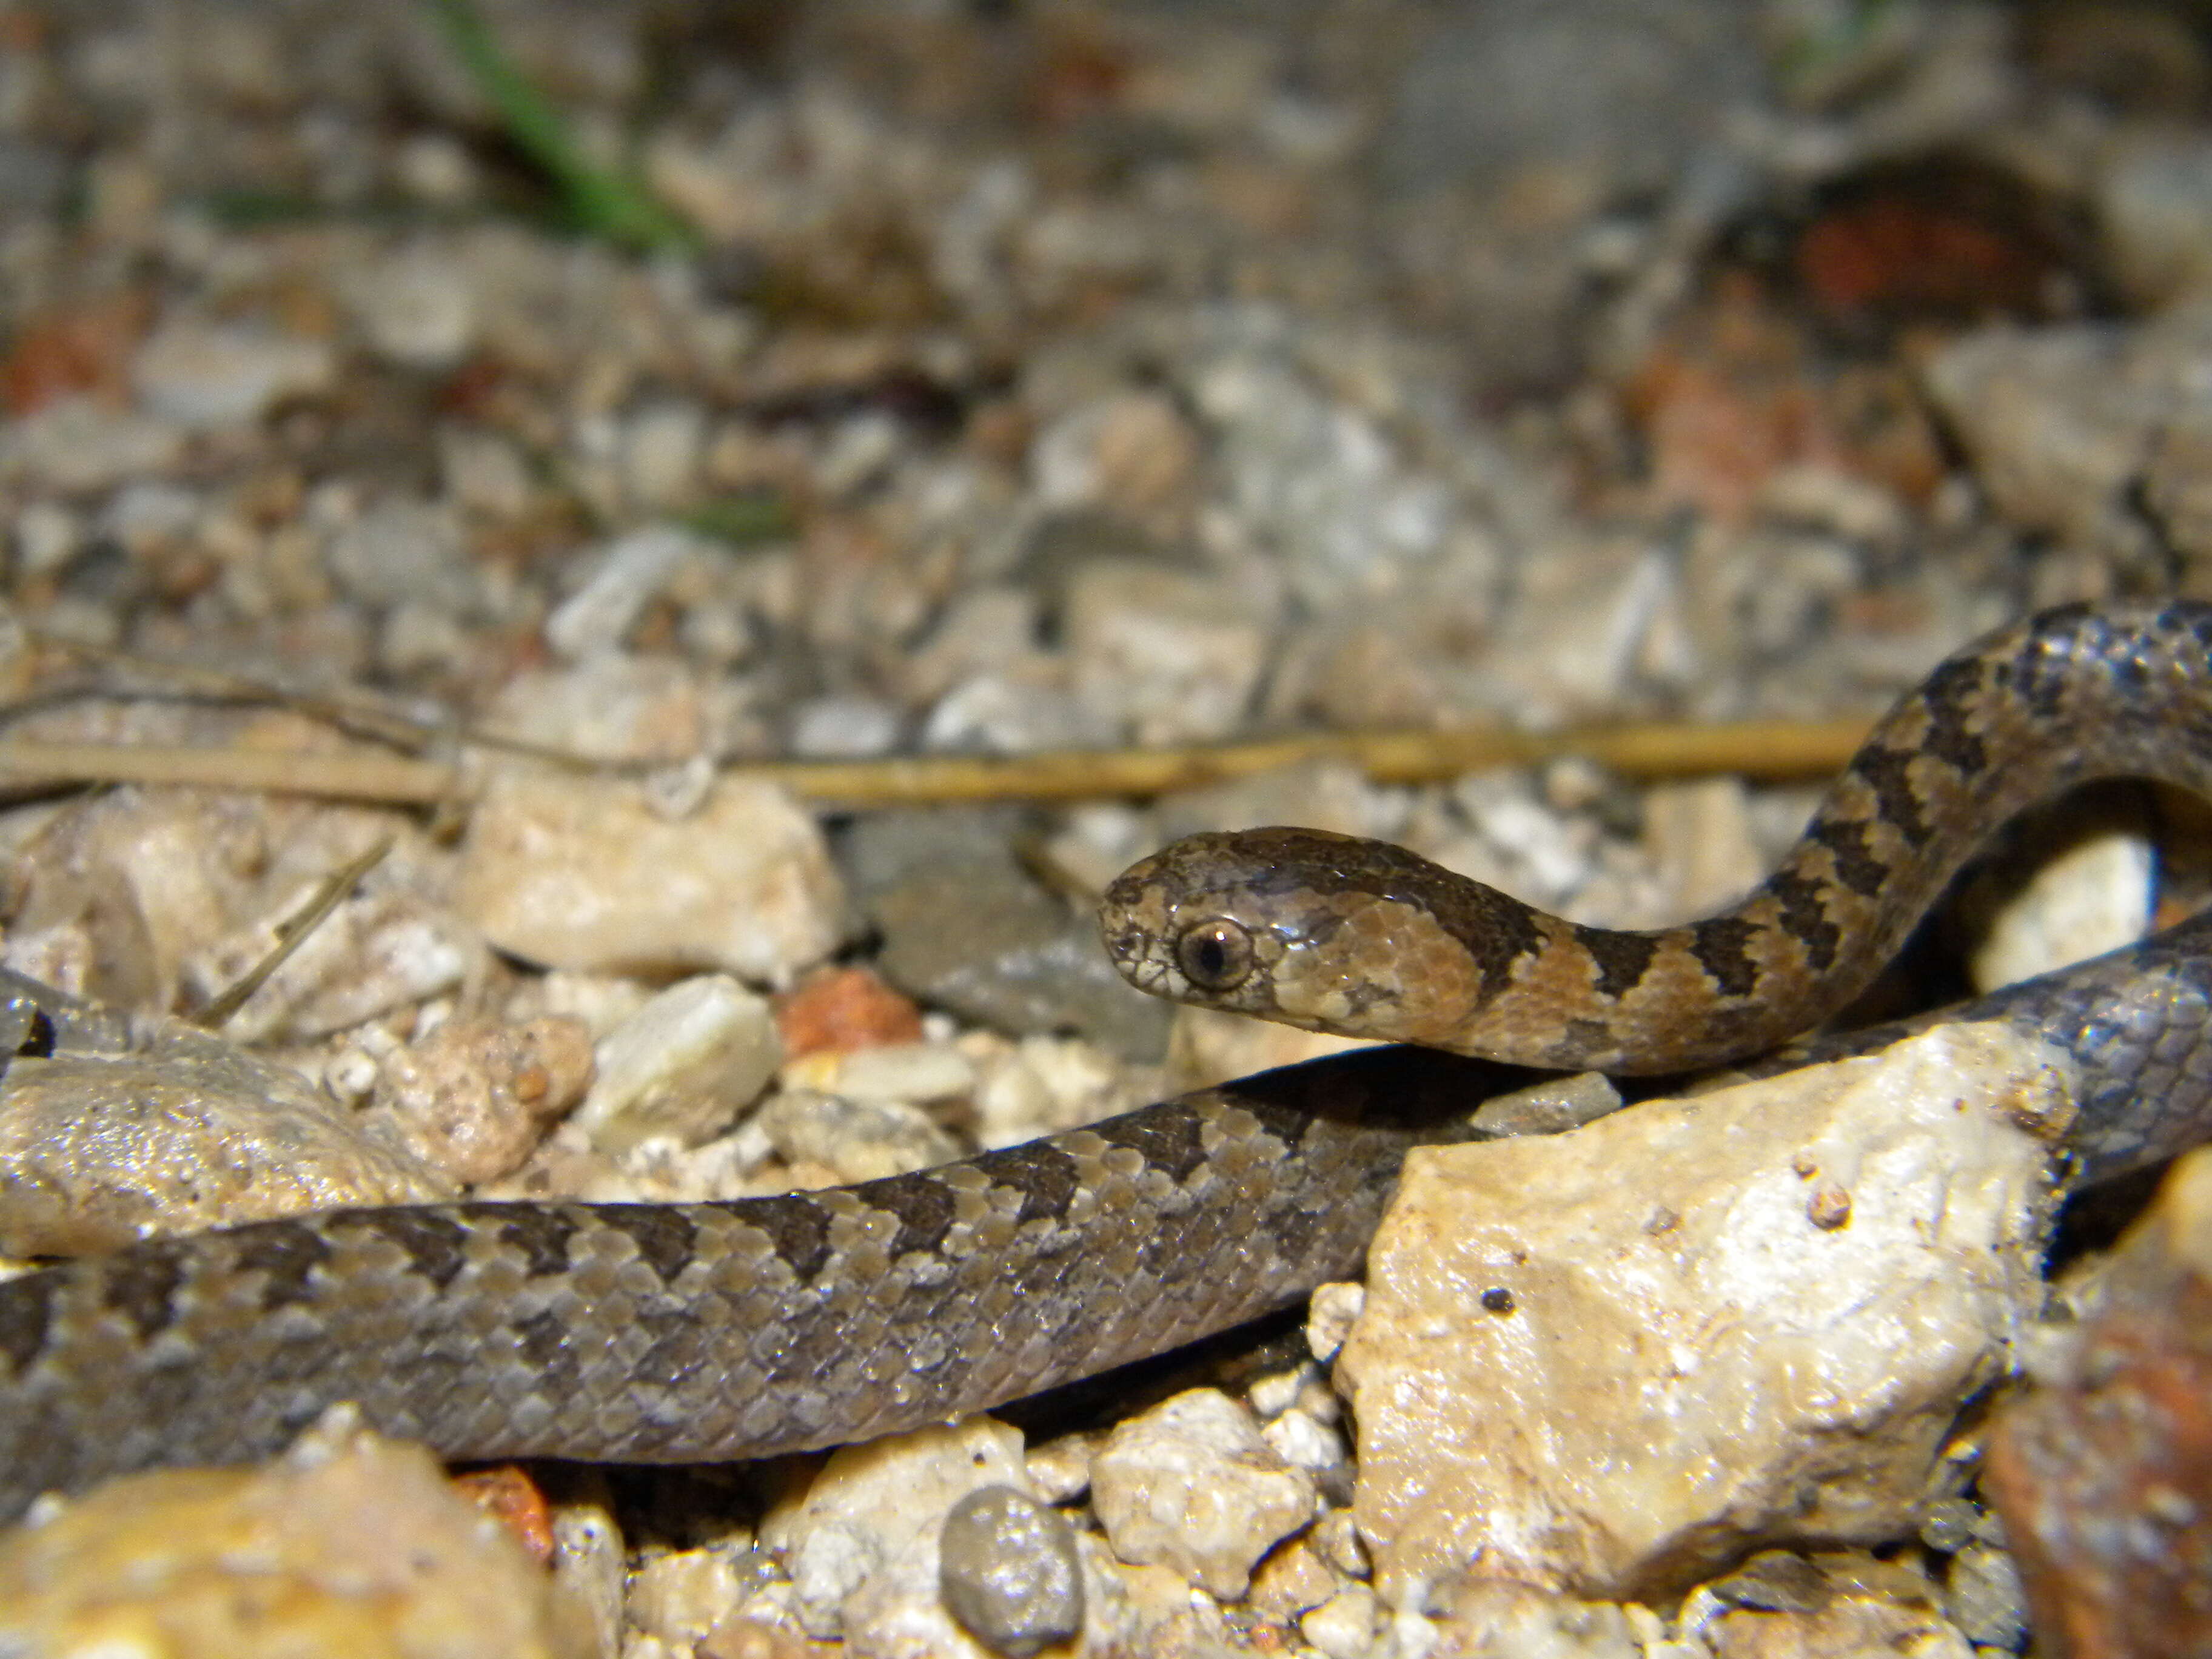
777,967,925,1057
452,1465,555,1564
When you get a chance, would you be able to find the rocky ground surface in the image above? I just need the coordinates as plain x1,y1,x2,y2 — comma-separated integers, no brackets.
2,1,2212,1655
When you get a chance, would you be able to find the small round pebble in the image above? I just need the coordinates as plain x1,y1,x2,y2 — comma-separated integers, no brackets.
937,1484,1086,1659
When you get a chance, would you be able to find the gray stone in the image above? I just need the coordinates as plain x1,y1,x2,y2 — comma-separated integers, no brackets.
321,496,475,614
1375,0,1760,198
937,1486,1085,1659
845,811,1170,1061
1942,1541,2028,1651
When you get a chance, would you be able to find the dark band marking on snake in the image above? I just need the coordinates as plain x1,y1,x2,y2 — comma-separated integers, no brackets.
1,602,2211,1518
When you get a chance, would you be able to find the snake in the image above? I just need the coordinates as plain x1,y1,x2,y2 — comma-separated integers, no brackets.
1,599,2211,1522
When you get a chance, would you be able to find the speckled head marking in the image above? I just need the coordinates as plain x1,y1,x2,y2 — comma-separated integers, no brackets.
1103,603,2212,1074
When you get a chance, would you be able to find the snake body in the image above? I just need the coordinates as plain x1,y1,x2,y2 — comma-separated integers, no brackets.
1,601,2211,1519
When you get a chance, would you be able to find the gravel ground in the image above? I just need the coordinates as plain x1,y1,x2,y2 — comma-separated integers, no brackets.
2,2,2211,1655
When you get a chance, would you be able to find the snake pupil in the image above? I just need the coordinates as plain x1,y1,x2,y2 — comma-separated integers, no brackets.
1178,918,1254,991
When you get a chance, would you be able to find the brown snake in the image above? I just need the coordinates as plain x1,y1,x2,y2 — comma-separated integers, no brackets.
2,600,2212,1520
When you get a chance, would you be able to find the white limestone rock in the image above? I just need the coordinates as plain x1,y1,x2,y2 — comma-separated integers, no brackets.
1338,1022,2077,1601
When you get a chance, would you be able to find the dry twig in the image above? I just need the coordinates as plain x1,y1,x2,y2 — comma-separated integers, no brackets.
0,716,1875,810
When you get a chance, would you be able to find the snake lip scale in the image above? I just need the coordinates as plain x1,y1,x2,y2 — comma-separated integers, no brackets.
1,600,2211,1518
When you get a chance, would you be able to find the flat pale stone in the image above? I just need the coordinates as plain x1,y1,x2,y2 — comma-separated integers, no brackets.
1338,1023,2076,1602
456,771,846,983
574,974,782,1154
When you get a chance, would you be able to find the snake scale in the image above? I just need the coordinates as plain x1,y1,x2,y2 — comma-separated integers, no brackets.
2,600,2211,1520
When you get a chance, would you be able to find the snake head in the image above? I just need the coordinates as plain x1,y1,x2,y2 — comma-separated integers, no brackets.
1098,826,1501,1046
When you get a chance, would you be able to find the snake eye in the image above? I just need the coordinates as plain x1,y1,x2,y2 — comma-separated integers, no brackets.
1176,917,1255,992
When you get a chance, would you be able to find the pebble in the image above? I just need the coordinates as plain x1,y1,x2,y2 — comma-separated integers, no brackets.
1063,557,1271,745
776,967,925,1059
2,785,267,1014
630,1546,750,1646
321,495,477,614
1088,1387,1318,1599
1306,1281,1365,1364
969,1045,1145,1157
1021,1435,1094,1507
1920,321,2166,568
98,477,198,557
1983,1144,2212,1658
901,586,1049,706
1260,1406,1349,1489
1641,776,1764,919
129,318,335,429
0,397,184,498
1192,346,1452,606
1451,771,1600,903
0,1408,579,1659
1110,1561,1231,1658
370,1014,594,1184
545,525,697,661
551,1495,628,1659
456,771,848,983
572,975,782,1155
11,499,81,576
1701,1553,1971,1658
922,667,1116,755
843,1517,1133,1659
182,871,479,1045
344,243,478,369
2096,132,2212,307
484,655,754,768
757,1418,1034,1641
1940,1540,2028,1652
936,1485,1085,1658
699,1615,818,1659
780,1040,974,1107
440,426,535,521
1311,1510,1369,1581
1246,1530,1341,1621
622,400,706,509
1427,1579,1643,1659
1338,1024,2077,1602
786,692,903,760
1961,801,2155,994
753,1088,959,1184
1299,1584,1381,1659
0,1014,451,1255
